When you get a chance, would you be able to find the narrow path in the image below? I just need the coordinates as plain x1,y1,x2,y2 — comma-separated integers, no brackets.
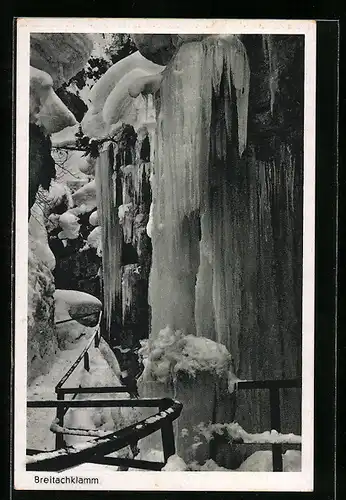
27,326,96,451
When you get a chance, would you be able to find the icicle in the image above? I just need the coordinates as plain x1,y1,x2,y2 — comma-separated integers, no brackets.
262,35,278,116
95,144,122,333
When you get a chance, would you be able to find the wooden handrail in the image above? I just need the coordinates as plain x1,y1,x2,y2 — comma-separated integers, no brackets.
236,378,302,390
58,386,130,394
235,377,302,472
28,397,175,409
26,398,182,471
55,312,100,325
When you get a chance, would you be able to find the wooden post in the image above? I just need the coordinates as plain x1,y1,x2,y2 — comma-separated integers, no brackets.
84,351,90,371
94,328,100,348
55,391,65,450
159,402,176,462
269,387,283,471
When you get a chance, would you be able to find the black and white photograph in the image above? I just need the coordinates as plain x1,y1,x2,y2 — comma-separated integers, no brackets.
14,18,316,491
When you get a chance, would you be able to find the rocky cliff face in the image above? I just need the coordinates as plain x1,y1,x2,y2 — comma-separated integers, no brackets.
27,34,94,383
27,204,57,384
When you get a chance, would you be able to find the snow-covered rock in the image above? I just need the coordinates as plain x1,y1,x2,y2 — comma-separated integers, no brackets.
57,211,81,240
131,35,177,65
30,33,94,90
30,66,77,134
54,289,102,324
86,50,163,114
81,51,163,138
102,68,153,128
54,289,102,349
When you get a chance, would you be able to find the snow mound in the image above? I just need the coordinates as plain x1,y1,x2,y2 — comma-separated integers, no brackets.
162,454,188,471
138,448,164,463
102,68,151,125
54,289,102,326
51,124,80,148
89,210,99,226
139,326,233,383
237,450,301,472
58,211,81,240
87,50,163,114
82,50,163,138
189,459,229,471
87,226,102,256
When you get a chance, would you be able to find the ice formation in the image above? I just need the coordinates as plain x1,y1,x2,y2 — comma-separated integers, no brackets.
95,145,122,331
102,68,155,127
148,35,250,364
262,35,279,115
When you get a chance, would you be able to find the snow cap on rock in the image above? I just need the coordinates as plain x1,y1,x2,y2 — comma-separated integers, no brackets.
30,66,77,134
30,33,94,90
54,289,102,327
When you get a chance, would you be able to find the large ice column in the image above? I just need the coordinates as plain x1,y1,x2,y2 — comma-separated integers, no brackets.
149,36,249,352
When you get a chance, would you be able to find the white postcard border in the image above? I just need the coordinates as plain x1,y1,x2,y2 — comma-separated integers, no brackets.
14,18,316,492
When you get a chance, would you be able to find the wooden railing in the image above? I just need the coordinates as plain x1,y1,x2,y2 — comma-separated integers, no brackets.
27,311,183,471
235,378,302,471
54,311,105,449
26,398,182,471
27,310,301,472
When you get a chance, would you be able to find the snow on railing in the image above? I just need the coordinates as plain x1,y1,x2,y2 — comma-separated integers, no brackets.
235,378,302,471
26,398,183,471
